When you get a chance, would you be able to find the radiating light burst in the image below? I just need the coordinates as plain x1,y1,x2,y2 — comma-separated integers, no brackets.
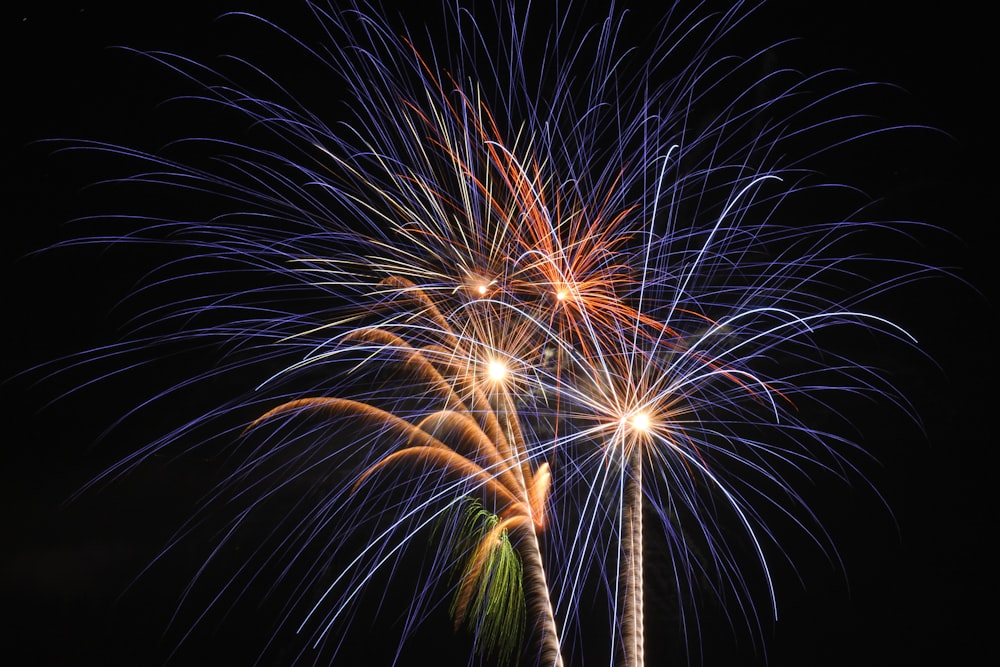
44,1,942,665
487,359,510,383
627,411,651,434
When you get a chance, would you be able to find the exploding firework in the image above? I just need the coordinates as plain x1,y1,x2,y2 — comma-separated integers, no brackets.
18,1,950,665
242,279,561,665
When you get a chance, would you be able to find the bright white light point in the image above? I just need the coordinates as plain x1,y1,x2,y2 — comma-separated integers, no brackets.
477,284,487,295
487,360,508,382
629,412,651,432
556,289,567,301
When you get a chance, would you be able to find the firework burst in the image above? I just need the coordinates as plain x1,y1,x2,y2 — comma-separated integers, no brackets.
242,279,560,664
26,1,945,665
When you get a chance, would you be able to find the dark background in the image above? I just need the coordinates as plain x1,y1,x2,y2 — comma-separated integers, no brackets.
2,1,994,665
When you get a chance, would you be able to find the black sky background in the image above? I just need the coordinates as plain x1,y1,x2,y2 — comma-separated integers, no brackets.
2,1,995,666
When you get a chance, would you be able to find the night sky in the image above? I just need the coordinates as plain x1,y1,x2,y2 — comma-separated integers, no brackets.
2,2,994,666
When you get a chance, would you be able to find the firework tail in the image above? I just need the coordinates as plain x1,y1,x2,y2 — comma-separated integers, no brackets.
621,446,644,667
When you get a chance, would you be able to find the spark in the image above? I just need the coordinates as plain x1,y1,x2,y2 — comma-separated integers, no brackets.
488,359,509,383
628,411,651,434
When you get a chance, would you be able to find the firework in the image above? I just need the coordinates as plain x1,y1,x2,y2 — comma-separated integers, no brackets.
27,1,944,665
244,279,561,665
